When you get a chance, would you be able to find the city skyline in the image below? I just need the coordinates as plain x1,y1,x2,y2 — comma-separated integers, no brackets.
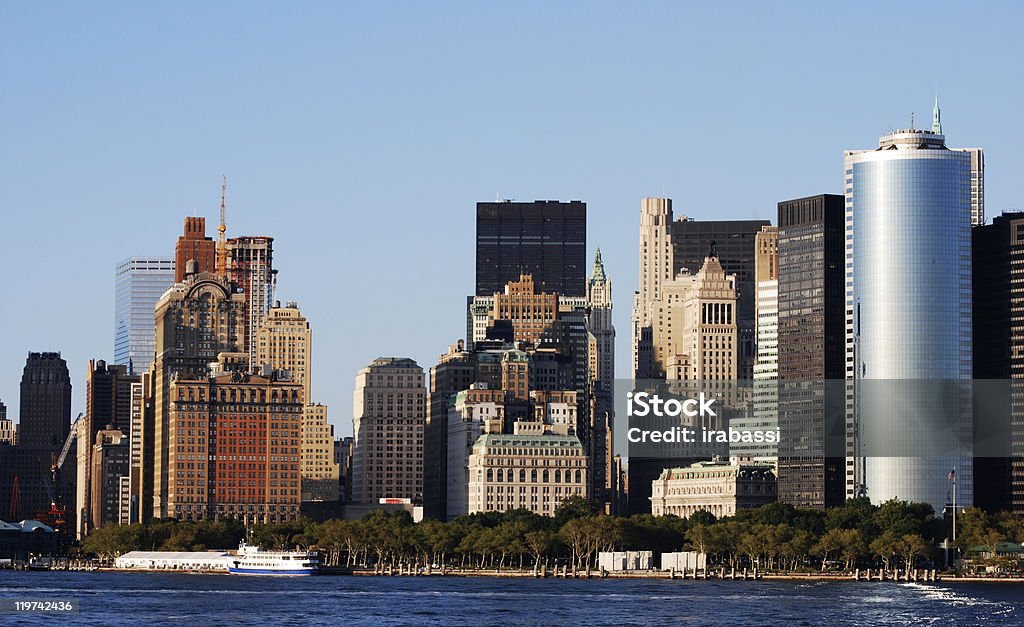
3,3,1024,439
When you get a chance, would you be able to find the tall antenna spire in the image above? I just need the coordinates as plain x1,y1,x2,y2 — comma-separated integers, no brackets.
217,175,228,276
932,94,942,134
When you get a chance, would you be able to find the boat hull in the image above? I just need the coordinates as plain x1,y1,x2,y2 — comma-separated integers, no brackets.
228,567,317,576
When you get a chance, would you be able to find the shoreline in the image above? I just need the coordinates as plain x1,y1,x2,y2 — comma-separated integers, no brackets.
31,567,1024,584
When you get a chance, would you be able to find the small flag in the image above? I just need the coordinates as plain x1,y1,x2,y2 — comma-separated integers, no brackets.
948,469,956,481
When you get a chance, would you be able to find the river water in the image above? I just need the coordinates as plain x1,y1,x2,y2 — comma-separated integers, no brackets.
0,571,1021,625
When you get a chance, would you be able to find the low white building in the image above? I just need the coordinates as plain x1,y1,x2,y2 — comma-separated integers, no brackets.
114,551,232,571
661,551,707,572
598,550,654,572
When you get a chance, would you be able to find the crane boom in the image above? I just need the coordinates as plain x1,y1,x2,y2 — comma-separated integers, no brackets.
217,175,228,275
56,412,83,470
219,174,227,241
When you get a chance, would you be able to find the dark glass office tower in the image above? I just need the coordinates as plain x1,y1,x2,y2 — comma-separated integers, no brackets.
7,352,74,525
476,200,587,297
973,211,1024,515
671,218,770,380
776,194,846,509
18,352,73,450
423,342,478,520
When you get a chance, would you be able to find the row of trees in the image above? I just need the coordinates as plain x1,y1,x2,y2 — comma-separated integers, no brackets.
82,497,1023,574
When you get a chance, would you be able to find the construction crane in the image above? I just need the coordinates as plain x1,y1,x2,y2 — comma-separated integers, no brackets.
43,412,83,532
217,175,228,275
8,476,19,521
54,413,83,473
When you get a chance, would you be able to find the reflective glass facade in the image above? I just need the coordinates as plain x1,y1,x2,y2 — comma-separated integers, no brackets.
476,201,587,297
972,212,1024,514
777,194,846,509
114,257,175,374
850,131,973,512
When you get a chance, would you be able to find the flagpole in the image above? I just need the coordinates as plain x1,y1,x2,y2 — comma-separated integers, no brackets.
952,466,957,549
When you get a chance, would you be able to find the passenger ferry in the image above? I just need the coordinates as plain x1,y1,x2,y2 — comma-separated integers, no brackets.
228,541,320,575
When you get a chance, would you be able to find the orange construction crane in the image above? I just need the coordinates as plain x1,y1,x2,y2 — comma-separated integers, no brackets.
217,175,228,276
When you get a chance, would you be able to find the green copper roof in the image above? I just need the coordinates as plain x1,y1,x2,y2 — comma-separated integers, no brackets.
474,432,584,448
590,247,607,282
932,95,942,134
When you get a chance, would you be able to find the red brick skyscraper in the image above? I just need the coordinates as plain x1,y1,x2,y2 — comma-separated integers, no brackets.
174,217,217,282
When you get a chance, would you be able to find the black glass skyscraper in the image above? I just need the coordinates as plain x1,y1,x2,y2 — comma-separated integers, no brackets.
476,200,586,297
973,211,1024,515
776,194,846,510
18,352,72,450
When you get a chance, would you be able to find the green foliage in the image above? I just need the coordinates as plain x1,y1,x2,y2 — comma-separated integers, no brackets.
82,497,1001,573
81,518,248,558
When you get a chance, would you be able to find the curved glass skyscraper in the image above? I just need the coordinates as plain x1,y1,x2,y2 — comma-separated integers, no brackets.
845,119,974,513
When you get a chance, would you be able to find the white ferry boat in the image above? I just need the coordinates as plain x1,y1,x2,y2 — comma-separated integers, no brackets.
228,541,320,575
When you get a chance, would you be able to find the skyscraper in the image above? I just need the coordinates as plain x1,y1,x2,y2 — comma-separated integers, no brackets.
587,248,615,507
0,400,14,445
174,217,217,283
632,198,768,381
351,358,426,504
114,257,175,374
423,341,478,519
845,120,974,513
78,359,138,536
226,236,276,369
633,198,674,380
670,217,770,381
651,253,739,381
972,211,1024,515
932,98,985,226
147,264,247,519
301,403,340,502
89,428,128,528
475,200,587,298
18,352,72,451
256,301,312,403
165,357,302,523
776,194,846,509
740,226,778,466
466,274,595,491
12,353,74,525
628,252,738,514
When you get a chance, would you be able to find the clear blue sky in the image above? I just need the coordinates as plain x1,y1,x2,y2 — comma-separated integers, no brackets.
1,1,1021,438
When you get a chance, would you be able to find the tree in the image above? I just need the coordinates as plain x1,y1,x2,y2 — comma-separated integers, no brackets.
814,527,845,570
956,507,994,551
560,517,590,573
525,530,554,575
83,524,142,559
873,499,933,540
687,523,710,555
739,524,772,570
839,528,866,570
553,496,599,528
826,497,877,535
895,533,931,571
996,512,1024,544
706,521,746,569
870,532,901,572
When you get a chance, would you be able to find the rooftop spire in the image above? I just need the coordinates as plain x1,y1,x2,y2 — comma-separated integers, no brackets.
590,247,607,282
932,95,942,134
